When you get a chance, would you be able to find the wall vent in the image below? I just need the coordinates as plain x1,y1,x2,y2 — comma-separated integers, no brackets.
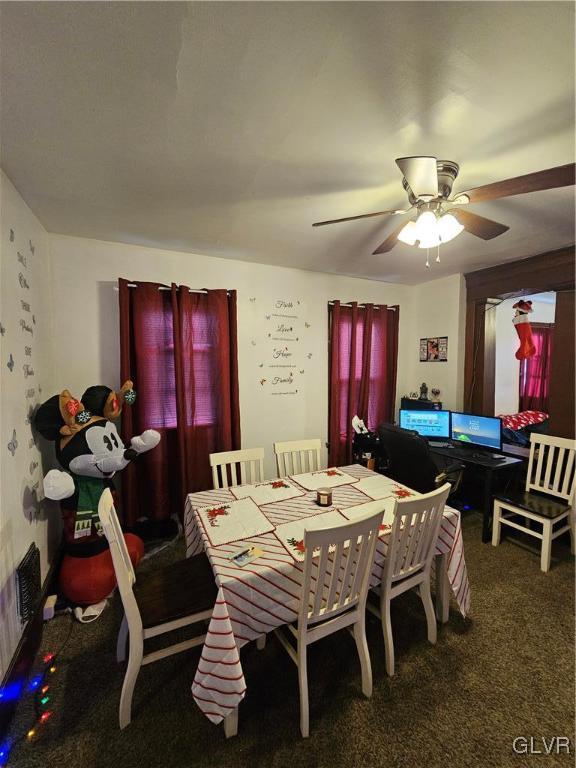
16,543,41,623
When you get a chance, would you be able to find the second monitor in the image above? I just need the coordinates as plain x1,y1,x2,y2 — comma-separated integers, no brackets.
399,409,450,440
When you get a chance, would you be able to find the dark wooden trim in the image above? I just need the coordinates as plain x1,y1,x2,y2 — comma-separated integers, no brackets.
0,543,63,740
465,245,575,301
549,290,575,438
464,246,575,417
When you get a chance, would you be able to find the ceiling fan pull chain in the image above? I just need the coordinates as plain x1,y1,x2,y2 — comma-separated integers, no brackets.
436,244,441,263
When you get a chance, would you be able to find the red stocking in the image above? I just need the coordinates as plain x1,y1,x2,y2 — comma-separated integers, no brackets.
513,316,536,360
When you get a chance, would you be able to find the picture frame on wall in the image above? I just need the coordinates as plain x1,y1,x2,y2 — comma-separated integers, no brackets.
438,336,448,361
419,338,428,362
420,336,448,362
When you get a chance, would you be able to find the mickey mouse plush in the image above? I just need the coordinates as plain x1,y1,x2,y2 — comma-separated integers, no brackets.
35,381,160,607
512,299,536,360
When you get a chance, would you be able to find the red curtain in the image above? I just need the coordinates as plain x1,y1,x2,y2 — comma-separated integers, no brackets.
328,301,399,466
119,279,240,524
519,322,554,412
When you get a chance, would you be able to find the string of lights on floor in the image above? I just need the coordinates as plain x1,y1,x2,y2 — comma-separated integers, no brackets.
0,615,74,766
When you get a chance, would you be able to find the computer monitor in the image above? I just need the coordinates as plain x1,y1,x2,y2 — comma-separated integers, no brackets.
398,409,450,440
451,412,502,451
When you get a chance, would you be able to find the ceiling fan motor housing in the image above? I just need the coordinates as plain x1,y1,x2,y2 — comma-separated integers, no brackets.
402,160,460,204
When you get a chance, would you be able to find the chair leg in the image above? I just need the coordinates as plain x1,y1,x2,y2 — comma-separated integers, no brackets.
297,640,309,738
223,708,238,738
418,581,437,645
256,634,266,651
540,520,553,573
570,510,576,556
352,617,372,698
116,614,128,663
119,632,143,729
381,596,395,677
492,503,502,546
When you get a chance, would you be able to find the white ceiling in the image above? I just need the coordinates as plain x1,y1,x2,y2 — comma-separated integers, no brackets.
1,2,574,284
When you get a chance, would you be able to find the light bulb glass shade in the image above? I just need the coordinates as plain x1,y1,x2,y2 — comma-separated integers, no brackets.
413,210,441,249
417,233,441,249
397,220,418,245
415,211,438,241
437,213,464,244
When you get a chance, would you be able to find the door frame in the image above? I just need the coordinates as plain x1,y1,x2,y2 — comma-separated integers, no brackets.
464,245,575,419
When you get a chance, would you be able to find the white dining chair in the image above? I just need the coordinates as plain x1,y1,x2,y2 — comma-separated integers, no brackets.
274,438,323,477
98,489,218,729
274,506,382,737
209,447,265,489
492,433,576,571
367,483,451,676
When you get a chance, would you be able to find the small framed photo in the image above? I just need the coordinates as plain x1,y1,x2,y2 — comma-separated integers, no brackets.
420,336,448,362
427,337,439,361
419,338,428,362
438,336,448,361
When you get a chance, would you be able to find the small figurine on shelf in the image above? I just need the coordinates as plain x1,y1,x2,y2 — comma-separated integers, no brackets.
431,387,441,402
419,382,429,400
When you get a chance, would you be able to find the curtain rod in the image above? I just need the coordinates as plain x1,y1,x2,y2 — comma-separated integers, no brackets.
328,301,397,310
125,283,232,294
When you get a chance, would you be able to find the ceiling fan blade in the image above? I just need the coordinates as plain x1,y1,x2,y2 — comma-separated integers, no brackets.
395,156,438,200
460,163,575,204
372,221,408,254
451,209,509,240
312,207,411,227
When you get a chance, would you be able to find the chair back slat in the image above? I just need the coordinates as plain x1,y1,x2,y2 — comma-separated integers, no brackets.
542,444,555,489
338,538,359,608
384,485,450,586
299,507,382,629
526,434,576,501
349,533,373,600
561,450,576,497
326,541,344,607
274,439,323,478
98,489,142,631
313,547,329,616
551,448,566,492
209,448,265,490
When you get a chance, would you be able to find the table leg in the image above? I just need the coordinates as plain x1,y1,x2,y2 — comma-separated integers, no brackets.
435,553,450,624
482,468,494,544
223,707,238,738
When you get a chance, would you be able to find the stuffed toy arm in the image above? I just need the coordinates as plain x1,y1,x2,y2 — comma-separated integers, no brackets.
130,429,161,454
43,469,76,500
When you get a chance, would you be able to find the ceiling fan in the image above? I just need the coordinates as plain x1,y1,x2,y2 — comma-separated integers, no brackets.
312,158,575,260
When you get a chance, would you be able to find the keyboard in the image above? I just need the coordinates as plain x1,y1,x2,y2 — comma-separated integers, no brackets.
451,448,505,463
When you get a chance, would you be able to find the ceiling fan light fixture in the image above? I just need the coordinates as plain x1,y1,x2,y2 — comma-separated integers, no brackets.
437,213,465,244
417,233,441,249
397,220,418,245
415,210,438,243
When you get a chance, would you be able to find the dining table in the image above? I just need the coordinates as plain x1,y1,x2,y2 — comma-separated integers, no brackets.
184,464,471,737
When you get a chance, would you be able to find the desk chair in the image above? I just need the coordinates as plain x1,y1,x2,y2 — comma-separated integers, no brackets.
274,506,382,737
367,484,451,676
274,438,323,477
492,434,576,572
209,447,265,489
98,489,218,728
378,424,463,495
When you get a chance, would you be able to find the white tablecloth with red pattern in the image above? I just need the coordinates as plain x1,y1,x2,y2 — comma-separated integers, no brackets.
184,464,471,724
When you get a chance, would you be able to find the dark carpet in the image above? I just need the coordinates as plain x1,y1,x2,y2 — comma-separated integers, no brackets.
6,514,575,768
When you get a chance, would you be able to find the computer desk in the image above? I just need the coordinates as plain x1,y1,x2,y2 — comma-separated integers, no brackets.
429,445,525,543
